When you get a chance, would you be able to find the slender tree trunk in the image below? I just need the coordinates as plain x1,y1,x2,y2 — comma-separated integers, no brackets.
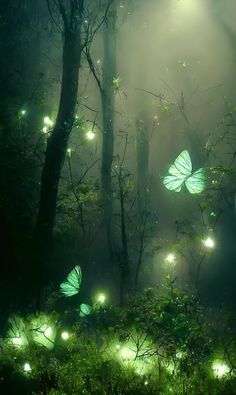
34,23,83,275
100,5,117,265
119,175,130,303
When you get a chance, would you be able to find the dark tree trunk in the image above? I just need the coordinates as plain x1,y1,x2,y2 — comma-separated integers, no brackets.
119,176,131,303
34,14,83,284
100,5,117,265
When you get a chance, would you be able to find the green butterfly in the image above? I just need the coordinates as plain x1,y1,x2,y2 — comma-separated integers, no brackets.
163,150,205,194
79,303,92,317
60,265,82,297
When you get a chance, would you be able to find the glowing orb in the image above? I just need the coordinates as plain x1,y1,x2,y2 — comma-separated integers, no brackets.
86,130,95,140
42,126,48,134
67,148,72,157
44,327,52,337
120,347,135,361
212,360,230,378
23,363,31,373
11,337,23,346
166,253,176,264
97,293,106,304
43,116,53,127
203,237,214,249
61,331,69,341
20,110,26,116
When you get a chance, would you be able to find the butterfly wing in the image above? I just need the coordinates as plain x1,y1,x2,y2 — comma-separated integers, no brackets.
185,168,205,194
80,303,92,317
169,150,192,176
163,175,186,192
163,150,192,192
60,265,82,297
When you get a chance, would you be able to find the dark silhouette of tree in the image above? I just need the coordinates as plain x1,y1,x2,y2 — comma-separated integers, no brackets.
85,0,117,269
35,0,85,254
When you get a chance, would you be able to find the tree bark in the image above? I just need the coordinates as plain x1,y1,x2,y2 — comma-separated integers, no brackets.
100,5,117,265
35,26,82,254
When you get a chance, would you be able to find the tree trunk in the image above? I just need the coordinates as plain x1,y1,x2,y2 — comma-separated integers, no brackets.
100,5,117,265
119,176,131,303
34,27,82,261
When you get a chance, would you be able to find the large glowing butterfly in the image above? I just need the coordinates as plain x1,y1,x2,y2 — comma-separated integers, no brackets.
60,265,82,297
163,150,205,194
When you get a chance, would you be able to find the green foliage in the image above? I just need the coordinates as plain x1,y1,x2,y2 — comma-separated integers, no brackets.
1,286,236,394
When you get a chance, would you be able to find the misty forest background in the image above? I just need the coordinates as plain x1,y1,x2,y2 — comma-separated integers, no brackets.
0,0,236,394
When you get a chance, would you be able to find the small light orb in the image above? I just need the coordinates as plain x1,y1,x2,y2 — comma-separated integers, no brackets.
203,237,214,249
86,130,95,140
210,212,217,217
61,331,69,341
44,327,52,337
43,116,53,127
144,380,148,386
23,362,31,373
20,109,26,116
11,337,22,346
116,344,121,351
67,148,72,157
212,360,230,379
97,293,106,304
166,253,176,264
42,126,48,134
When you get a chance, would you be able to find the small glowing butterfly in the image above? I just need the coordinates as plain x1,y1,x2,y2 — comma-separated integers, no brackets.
60,265,82,297
163,150,205,194
79,303,92,317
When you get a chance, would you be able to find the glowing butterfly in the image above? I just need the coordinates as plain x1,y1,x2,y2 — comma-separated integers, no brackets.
60,265,82,297
80,303,92,317
163,150,205,194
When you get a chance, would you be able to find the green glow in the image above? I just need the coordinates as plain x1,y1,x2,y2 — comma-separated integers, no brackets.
163,150,205,194
29,315,56,350
7,316,28,348
97,293,106,304
60,265,82,297
86,130,95,140
165,253,176,264
20,109,26,116
212,360,230,378
42,126,48,134
120,346,135,361
202,237,215,249
43,116,53,127
23,362,31,373
67,148,72,157
61,331,70,341
113,334,156,376
11,337,23,346
164,360,176,374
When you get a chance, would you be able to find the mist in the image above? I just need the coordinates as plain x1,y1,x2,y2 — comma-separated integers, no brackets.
0,1,236,393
